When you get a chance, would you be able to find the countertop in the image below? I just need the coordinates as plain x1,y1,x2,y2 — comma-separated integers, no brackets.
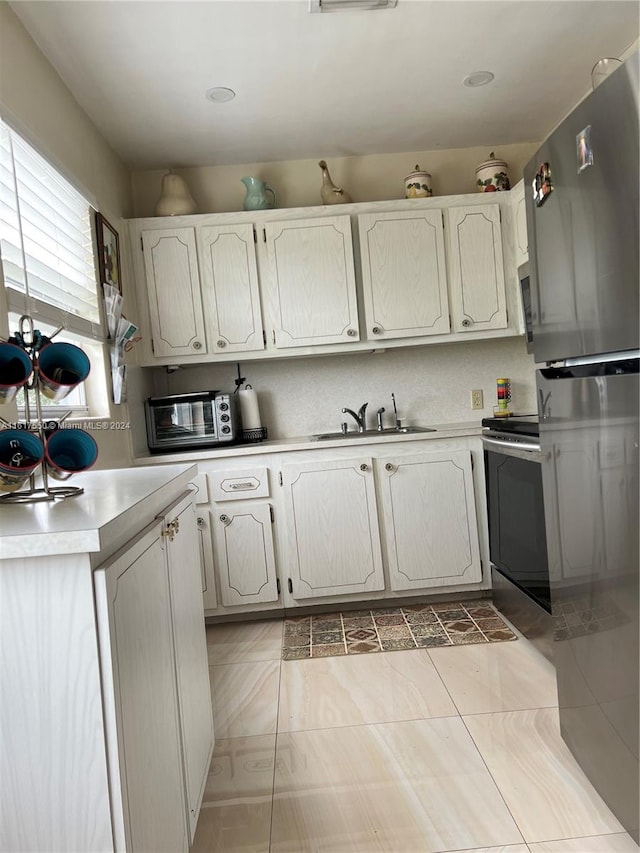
134,421,482,466
0,463,197,560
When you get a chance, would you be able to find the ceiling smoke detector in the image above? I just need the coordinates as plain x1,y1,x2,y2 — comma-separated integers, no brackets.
463,71,495,88
310,0,397,12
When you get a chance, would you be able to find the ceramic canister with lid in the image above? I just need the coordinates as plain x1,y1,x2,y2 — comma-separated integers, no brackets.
475,152,511,192
404,165,433,198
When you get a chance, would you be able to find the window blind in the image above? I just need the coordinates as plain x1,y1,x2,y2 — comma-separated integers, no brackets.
0,121,103,340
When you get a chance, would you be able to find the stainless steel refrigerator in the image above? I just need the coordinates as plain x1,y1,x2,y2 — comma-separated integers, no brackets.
524,51,639,842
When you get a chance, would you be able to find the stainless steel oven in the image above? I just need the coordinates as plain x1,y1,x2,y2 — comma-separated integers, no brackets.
482,415,553,660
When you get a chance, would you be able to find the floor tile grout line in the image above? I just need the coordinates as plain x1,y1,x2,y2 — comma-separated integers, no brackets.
458,710,529,847
268,624,286,853
278,710,464,737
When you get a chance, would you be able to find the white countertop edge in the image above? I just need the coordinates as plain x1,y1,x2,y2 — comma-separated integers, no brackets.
133,422,483,465
0,463,198,558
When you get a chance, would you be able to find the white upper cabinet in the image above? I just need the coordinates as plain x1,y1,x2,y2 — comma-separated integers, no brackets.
129,193,520,365
263,215,360,347
198,223,264,354
141,227,207,358
358,210,450,340
511,179,529,267
446,204,508,333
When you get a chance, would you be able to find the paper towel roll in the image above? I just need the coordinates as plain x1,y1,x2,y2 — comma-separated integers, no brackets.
238,387,261,430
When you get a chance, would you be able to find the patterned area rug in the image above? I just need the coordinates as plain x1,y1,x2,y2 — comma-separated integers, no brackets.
282,600,517,659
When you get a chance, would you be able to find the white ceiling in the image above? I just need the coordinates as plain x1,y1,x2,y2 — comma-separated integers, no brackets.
10,0,639,171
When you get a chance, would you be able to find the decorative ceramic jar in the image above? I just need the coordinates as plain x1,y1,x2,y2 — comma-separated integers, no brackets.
475,152,511,192
154,170,197,216
404,165,433,198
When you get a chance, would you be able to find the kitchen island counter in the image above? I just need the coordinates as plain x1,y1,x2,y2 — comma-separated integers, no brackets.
0,463,197,561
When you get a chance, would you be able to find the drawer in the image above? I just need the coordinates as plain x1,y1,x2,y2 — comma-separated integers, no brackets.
189,472,209,504
208,467,270,502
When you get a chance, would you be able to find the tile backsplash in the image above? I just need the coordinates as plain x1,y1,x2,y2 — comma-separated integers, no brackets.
148,338,537,441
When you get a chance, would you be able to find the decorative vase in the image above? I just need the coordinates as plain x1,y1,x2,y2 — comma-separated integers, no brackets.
475,153,511,192
404,165,433,198
241,177,277,210
318,160,352,205
154,170,197,216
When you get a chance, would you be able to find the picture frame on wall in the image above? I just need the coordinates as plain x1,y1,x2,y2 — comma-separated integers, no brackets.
95,211,122,294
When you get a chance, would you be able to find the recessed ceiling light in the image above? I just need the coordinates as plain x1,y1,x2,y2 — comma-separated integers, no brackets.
463,71,495,88
205,87,236,103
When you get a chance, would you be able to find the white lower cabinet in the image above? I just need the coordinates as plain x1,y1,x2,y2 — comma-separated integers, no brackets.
95,492,213,852
281,457,385,600
197,510,219,610
196,438,486,615
163,495,215,842
378,451,482,590
212,502,279,606
96,521,189,853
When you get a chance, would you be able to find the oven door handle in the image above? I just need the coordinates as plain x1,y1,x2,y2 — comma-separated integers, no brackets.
482,435,542,459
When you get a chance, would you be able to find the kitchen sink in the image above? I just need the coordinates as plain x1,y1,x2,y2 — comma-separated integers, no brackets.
311,426,437,441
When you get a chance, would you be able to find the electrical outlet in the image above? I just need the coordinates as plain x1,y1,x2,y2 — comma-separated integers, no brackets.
471,389,484,410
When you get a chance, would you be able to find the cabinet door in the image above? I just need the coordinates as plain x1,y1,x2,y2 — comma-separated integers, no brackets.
379,451,482,591
264,215,360,347
197,510,219,611
198,223,264,354
142,227,207,357
213,502,279,606
511,179,529,266
281,457,384,599
446,205,508,333
163,495,214,843
97,521,188,853
358,210,450,340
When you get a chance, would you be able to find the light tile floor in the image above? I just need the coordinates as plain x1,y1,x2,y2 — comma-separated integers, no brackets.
194,616,639,853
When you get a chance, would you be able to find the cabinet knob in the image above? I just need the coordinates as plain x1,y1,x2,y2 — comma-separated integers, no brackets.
461,318,472,328
193,340,203,350
216,339,226,348
372,326,382,335
196,517,205,528
359,463,368,472
219,514,230,525
385,462,394,472
346,328,357,337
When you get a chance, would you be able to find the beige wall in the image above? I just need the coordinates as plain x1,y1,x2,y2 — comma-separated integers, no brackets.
131,141,538,218
0,1,136,468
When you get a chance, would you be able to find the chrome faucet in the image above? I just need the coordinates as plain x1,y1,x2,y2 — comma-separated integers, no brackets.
341,402,368,433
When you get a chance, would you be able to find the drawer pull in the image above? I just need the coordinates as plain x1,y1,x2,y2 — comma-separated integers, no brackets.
229,481,255,490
